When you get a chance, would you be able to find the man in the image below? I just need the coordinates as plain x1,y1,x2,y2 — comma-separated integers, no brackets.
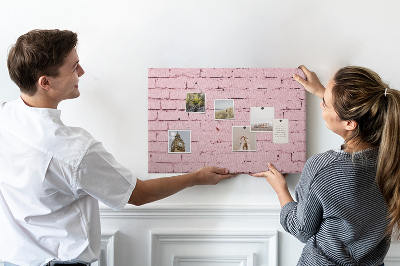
0,29,235,266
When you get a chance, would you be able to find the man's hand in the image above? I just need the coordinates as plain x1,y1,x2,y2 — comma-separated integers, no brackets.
129,166,237,206
293,65,326,99
193,166,237,186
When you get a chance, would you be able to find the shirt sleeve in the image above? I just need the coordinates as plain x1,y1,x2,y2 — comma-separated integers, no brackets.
280,158,324,243
74,140,137,210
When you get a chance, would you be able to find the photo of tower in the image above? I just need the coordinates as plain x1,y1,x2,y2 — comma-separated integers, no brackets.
171,132,185,152
168,130,191,153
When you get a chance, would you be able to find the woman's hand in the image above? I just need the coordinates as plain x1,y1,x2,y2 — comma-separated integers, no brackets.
293,65,325,99
251,163,294,207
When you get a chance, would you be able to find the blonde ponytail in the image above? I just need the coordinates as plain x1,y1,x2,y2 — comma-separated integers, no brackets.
377,88,400,240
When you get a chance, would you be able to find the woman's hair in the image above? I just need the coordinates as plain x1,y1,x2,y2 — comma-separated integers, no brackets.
332,66,400,239
7,29,78,96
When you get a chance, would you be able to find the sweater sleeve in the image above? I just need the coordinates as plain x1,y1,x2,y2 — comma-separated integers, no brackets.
280,155,325,243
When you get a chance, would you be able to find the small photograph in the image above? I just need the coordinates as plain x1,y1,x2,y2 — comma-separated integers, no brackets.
232,126,257,152
250,107,274,132
186,92,206,113
214,99,235,120
168,130,191,153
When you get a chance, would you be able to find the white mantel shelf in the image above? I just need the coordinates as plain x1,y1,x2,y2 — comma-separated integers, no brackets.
99,205,282,219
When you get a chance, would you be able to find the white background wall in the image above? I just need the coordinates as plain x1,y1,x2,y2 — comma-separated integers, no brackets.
1,1,400,265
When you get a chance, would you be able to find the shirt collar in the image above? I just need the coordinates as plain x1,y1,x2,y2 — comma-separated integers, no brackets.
18,96,62,119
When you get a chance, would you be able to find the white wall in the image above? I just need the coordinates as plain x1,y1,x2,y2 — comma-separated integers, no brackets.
1,1,400,265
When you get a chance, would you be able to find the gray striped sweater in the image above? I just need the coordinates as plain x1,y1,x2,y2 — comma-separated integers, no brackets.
281,148,390,265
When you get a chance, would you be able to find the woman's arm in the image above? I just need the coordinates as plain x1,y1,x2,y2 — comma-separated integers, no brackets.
294,65,326,99
252,162,323,243
251,163,293,207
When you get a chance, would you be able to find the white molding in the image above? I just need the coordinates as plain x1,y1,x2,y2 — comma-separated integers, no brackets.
385,256,400,263
100,205,281,219
92,230,117,266
173,255,256,266
151,230,278,266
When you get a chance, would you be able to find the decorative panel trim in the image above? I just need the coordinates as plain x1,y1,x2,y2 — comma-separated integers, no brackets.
151,230,278,266
173,254,256,266
385,257,400,263
92,230,117,266
100,205,281,219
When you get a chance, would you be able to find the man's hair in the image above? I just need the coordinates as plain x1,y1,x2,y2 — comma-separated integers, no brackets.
7,29,78,95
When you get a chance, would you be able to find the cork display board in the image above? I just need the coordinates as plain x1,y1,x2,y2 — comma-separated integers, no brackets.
148,68,307,174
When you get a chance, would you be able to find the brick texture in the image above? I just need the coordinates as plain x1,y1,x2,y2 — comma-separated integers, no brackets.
148,68,307,173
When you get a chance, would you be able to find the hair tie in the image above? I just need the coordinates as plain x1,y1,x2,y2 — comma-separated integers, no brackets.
385,88,388,97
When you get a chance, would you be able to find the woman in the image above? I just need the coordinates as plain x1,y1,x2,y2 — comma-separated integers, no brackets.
239,136,250,150
252,65,400,265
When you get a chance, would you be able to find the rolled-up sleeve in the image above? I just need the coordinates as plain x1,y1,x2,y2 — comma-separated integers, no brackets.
75,140,137,210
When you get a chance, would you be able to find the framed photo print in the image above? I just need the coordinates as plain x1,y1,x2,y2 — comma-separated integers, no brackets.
186,93,206,113
250,107,274,132
232,126,257,152
168,130,191,153
214,99,235,120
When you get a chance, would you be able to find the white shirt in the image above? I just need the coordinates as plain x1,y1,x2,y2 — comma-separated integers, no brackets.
0,98,137,266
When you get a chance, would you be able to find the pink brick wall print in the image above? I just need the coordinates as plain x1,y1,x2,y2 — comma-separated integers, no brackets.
148,68,307,174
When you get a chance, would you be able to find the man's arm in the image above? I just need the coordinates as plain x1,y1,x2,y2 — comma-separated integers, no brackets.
128,166,236,206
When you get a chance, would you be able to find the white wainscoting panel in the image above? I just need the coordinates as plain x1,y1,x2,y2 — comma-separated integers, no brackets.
97,205,400,265
92,230,117,266
1,204,400,265
384,236,400,266
151,229,277,266
385,257,400,266
173,255,256,266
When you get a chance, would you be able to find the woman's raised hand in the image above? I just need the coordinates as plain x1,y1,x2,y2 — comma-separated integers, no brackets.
293,65,325,99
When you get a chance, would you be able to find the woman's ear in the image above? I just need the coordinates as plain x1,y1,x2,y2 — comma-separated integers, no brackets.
345,120,358,131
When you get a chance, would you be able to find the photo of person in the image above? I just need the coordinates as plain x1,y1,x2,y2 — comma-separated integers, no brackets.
186,92,206,113
250,107,275,132
232,126,257,152
214,99,235,120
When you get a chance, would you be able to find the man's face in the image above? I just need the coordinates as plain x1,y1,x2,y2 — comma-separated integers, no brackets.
48,48,85,102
